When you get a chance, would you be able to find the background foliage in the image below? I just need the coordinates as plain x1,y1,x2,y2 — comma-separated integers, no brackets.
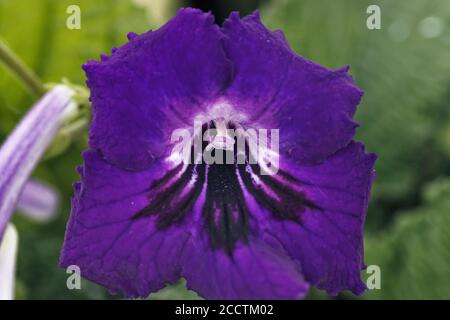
0,0,449,299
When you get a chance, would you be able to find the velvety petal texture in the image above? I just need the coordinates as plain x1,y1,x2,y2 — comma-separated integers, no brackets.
181,235,309,299
256,142,376,295
223,12,362,165
85,8,232,171
60,150,310,299
60,151,190,297
60,8,376,300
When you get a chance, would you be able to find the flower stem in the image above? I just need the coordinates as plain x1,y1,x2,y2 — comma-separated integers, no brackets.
0,38,46,97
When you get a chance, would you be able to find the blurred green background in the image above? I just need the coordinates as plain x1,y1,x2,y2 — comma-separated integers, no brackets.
0,0,449,299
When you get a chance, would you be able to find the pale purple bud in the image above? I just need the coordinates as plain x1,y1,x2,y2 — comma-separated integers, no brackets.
16,179,60,222
0,86,74,239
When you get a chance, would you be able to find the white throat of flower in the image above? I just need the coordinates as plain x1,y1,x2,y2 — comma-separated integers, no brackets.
168,100,280,175
196,100,247,151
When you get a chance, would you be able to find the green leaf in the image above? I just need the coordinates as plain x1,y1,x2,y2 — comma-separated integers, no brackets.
0,0,156,136
262,0,450,206
0,0,175,299
148,279,201,300
362,178,450,299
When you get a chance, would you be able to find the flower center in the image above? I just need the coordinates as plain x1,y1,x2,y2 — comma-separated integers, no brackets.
133,113,320,255
206,117,235,151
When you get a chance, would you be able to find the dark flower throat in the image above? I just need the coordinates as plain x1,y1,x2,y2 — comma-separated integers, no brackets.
133,122,319,254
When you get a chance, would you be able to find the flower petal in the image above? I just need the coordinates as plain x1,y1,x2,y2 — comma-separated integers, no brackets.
85,8,232,171
0,224,18,300
0,86,74,239
59,150,191,297
16,179,59,222
250,142,376,295
222,11,362,165
181,234,309,299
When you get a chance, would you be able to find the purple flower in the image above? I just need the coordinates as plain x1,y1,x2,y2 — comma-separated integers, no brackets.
60,9,376,299
17,179,60,222
0,85,74,239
